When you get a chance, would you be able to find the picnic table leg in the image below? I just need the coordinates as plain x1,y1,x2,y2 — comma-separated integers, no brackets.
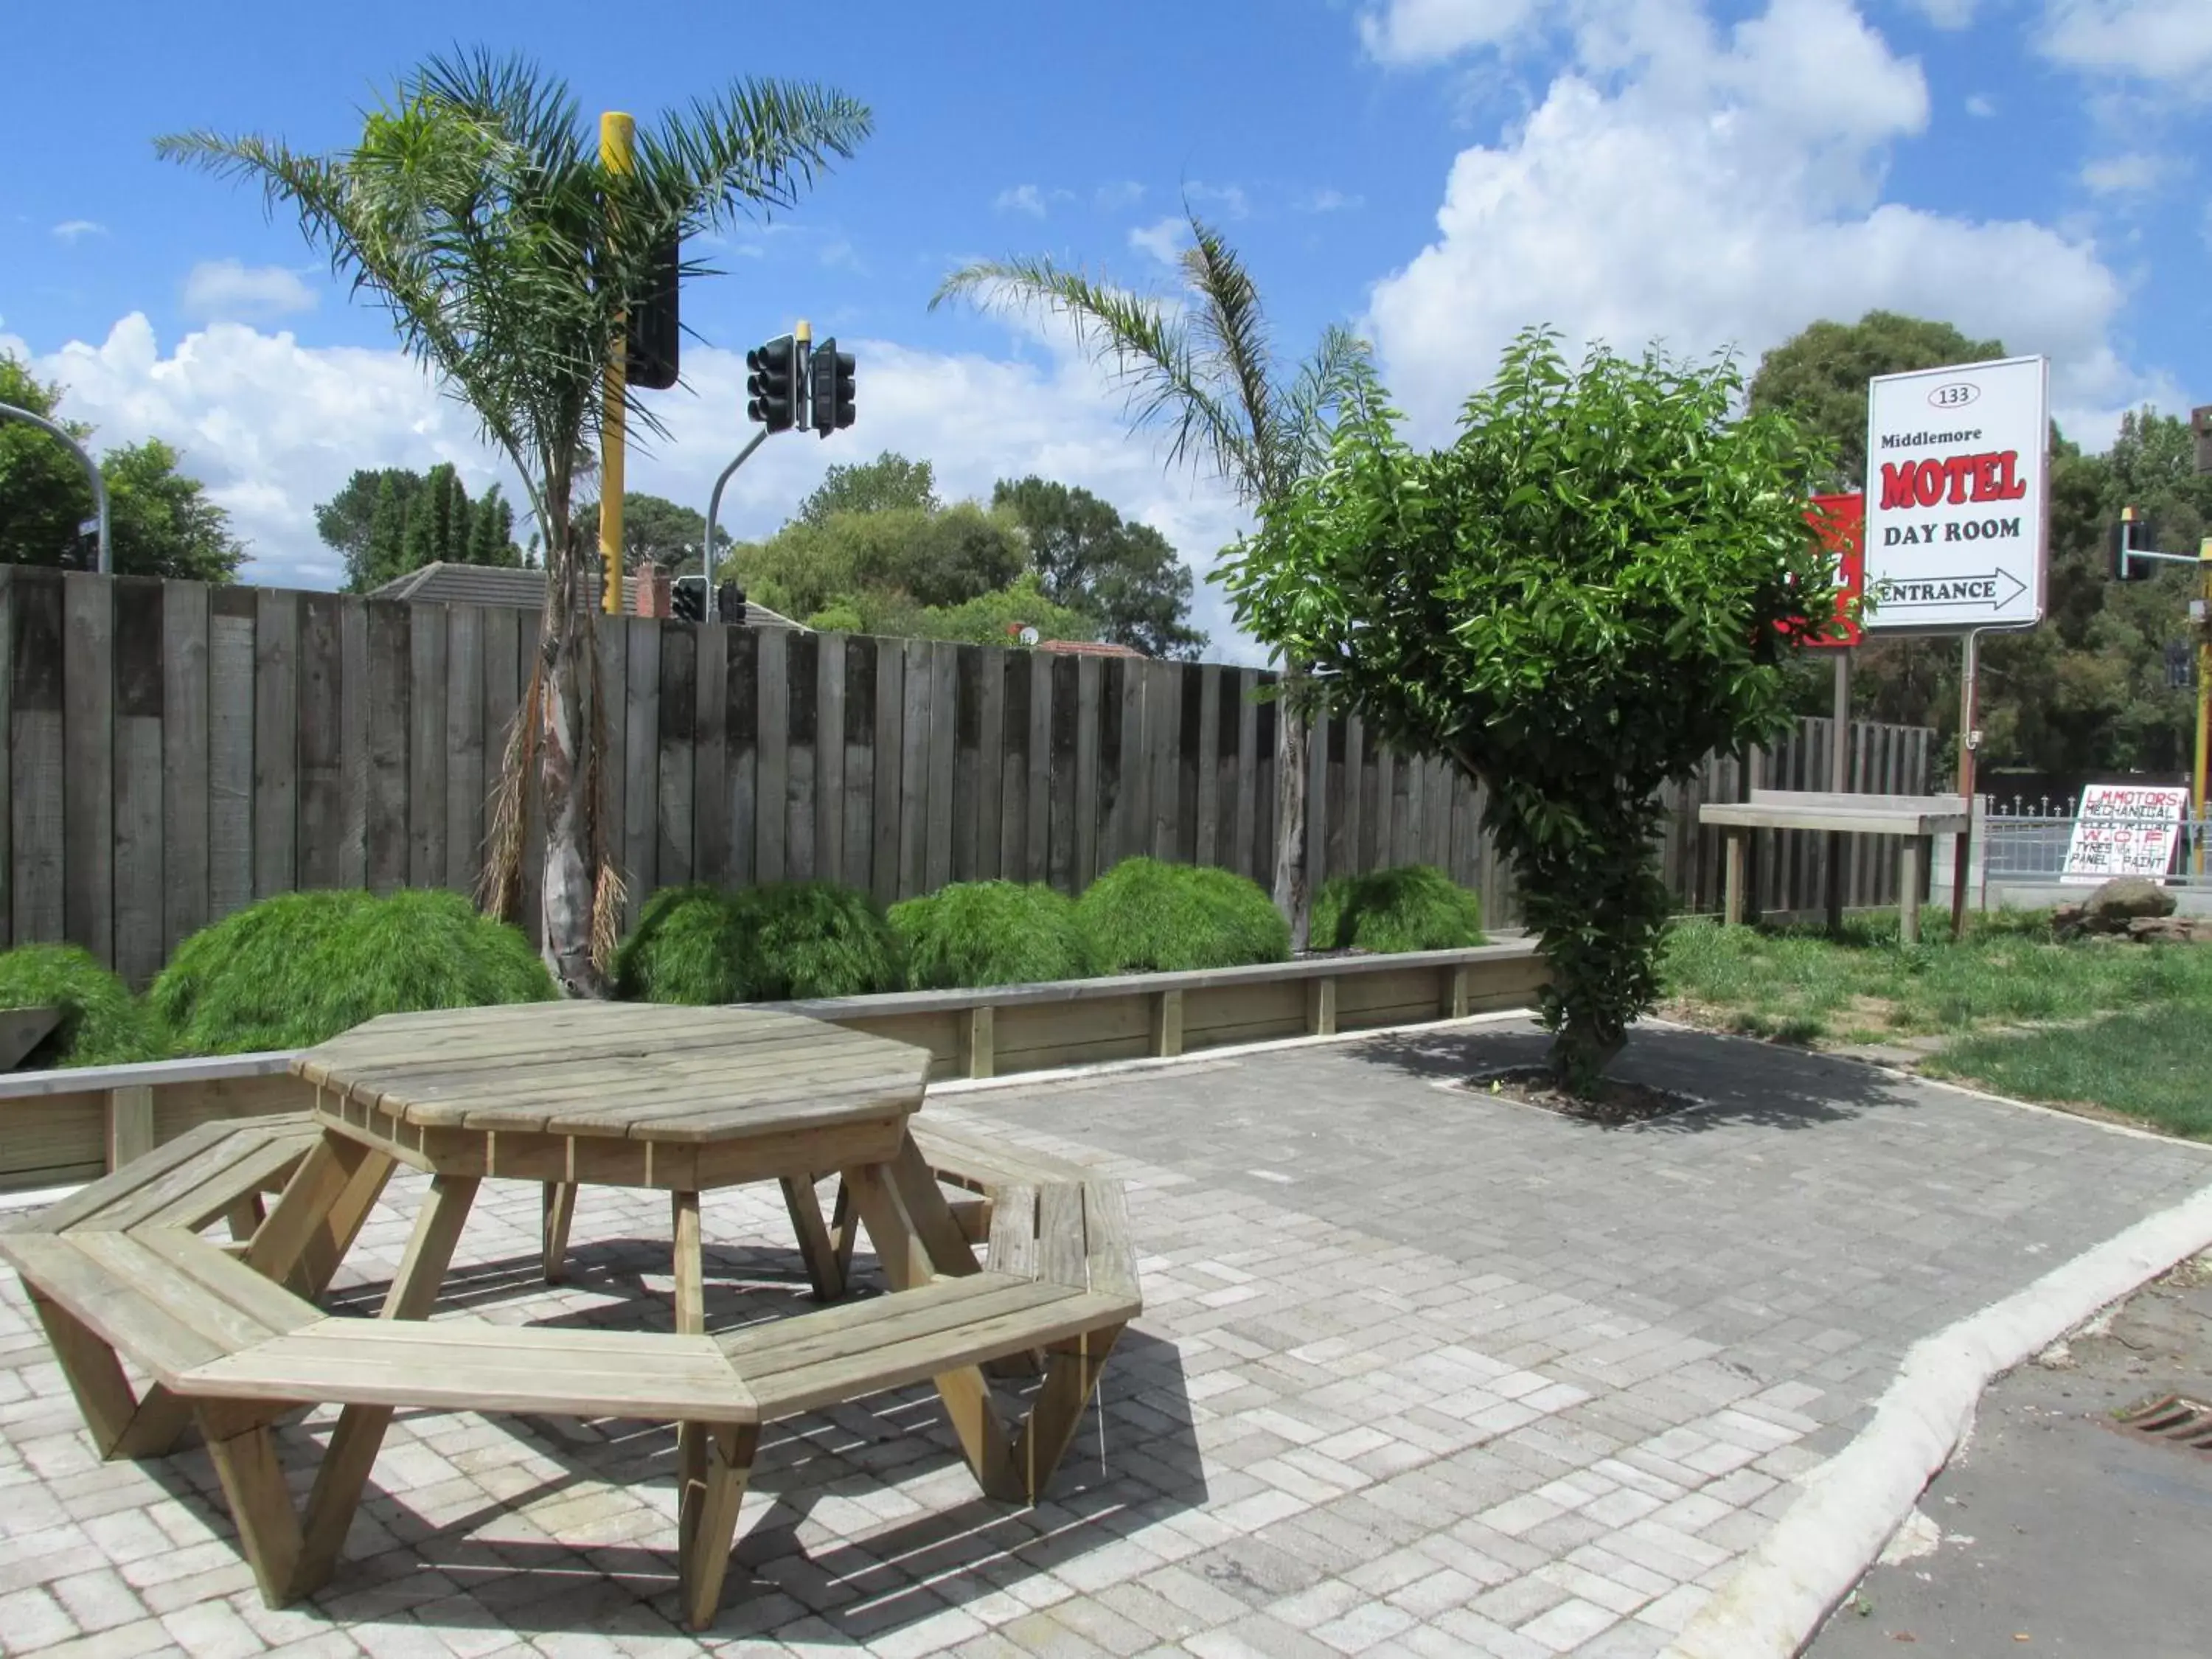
288,1173,481,1604
842,1159,1023,1502
675,1420,760,1630
778,1176,846,1303
1899,837,1923,945
541,1182,579,1284
195,1398,303,1610
247,1134,374,1295
1724,827,1748,927
672,1191,704,1335
1015,1323,1125,1501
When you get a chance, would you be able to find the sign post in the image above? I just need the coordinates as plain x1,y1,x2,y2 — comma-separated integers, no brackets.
1804,493,1865,931
1863,355,2050,937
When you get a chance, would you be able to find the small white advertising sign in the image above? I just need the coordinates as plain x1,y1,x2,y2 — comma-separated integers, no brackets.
1863,355,2049,633
2060,784,2191,884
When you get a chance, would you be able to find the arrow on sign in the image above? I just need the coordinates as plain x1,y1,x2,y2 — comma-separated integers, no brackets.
1871,568,2028,611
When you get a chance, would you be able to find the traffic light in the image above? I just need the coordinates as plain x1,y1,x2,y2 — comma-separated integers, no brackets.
717,582,747,626
672,575,706,622
626,234,681,391
2111,507,2157,582
745,335,800,432
810,338,855,437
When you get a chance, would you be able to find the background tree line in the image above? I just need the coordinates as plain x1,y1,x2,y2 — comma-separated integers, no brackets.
1750,310,2208,787
1,352,246,581
723,451,1206,656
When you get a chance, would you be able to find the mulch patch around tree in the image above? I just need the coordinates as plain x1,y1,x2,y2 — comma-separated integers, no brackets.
1458,1064,1705,1126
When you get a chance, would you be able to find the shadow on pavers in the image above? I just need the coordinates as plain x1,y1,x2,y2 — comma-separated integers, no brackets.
1350,1020,1916,1135
135,1245,1204,1643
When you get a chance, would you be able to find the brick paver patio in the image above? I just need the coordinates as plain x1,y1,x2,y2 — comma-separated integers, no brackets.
3,1017,2207,1658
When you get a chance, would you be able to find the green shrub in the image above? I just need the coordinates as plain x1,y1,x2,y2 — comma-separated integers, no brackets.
616,881,904,1004
1077,857,1290,973
1310,864,1485,953
153,889,554,1054
891,881,1095,989
0,945,168,1068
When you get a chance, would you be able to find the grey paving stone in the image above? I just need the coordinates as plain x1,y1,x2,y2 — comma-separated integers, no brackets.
1,1022,2205,1658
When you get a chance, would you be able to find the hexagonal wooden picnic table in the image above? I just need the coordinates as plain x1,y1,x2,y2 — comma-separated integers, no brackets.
5,1001,1141,1628
288,1000,931,1326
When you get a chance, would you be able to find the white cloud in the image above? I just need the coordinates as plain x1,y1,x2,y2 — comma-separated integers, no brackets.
2079,151,2169,194
1902,0,1978,27
1129,216,1189,265
1094,180,1147,211
2044,0,2212,86
181,259,319,321
995,184,1050,217
51,220,106,243
1299,188,1366,212
1965,93,1997,116
1359,0,1541,63
1364,0,2148,453
10,313,1259,656
1185,181,1251,219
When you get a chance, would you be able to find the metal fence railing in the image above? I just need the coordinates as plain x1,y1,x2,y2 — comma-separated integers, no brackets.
1982,799,2212,888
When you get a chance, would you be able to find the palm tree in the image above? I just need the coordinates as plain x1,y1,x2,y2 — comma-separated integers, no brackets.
161,52,870,995
933,213,1363,948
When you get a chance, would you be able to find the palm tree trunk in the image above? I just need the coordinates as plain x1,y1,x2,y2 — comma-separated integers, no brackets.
538,569,607,998
1273,675,1312,952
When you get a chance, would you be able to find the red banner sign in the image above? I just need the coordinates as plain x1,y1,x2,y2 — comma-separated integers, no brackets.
1786,492,1865,650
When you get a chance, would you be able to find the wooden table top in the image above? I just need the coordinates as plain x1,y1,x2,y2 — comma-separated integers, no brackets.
291,1002,932,1144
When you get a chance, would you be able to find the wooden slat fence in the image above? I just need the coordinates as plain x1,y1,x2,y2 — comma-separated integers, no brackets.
2,571,1931,981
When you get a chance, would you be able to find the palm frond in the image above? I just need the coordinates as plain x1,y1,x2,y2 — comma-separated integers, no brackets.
1177,215,1283,499
638,79,872,234
1285,324,1377,476
932,254,1258,495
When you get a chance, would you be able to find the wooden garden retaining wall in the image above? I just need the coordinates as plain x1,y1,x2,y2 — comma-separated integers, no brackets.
0,942,1548,1197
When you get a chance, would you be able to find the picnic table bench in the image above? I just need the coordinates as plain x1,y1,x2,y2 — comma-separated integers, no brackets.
0,1004,1140,1631
1697,787,1969,942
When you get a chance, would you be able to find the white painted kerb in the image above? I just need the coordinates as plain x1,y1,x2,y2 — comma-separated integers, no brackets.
1663,1177,2212,1658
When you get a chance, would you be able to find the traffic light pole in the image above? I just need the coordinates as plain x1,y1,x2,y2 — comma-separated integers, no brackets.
2197,538,2211,875
599,111,636,615
702,429,769,623
1,400,110,574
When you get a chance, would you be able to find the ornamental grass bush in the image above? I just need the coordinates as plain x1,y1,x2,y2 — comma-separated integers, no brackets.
0,944,169,1068
890,880,1095,990
1077,857,1290,973
151,888,554,1054
1310,864,1485,954
616,881,903,1004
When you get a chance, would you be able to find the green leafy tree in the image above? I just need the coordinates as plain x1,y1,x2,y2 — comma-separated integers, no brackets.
992,476,1204,658
571,491,731,571
1227,330,1836,1092
906,571,1099,647
796,451,939,523
936,212,1366,946
1747,310,2003,490
1,353,246,581
318,464,521,589
163,52,870,995
728,500,1026,623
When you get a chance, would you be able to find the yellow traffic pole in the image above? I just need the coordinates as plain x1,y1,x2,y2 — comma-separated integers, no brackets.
2196,537,2211,876
599,111,636,616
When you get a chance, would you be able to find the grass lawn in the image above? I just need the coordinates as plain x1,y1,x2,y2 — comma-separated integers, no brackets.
1922,1006,2212,1142
1660,913,2212,1141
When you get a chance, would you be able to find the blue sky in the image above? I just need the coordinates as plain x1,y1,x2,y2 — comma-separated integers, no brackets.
4,0,2208,655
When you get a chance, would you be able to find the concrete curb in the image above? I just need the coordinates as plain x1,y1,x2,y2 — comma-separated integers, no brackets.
1662,1176,2212,1659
